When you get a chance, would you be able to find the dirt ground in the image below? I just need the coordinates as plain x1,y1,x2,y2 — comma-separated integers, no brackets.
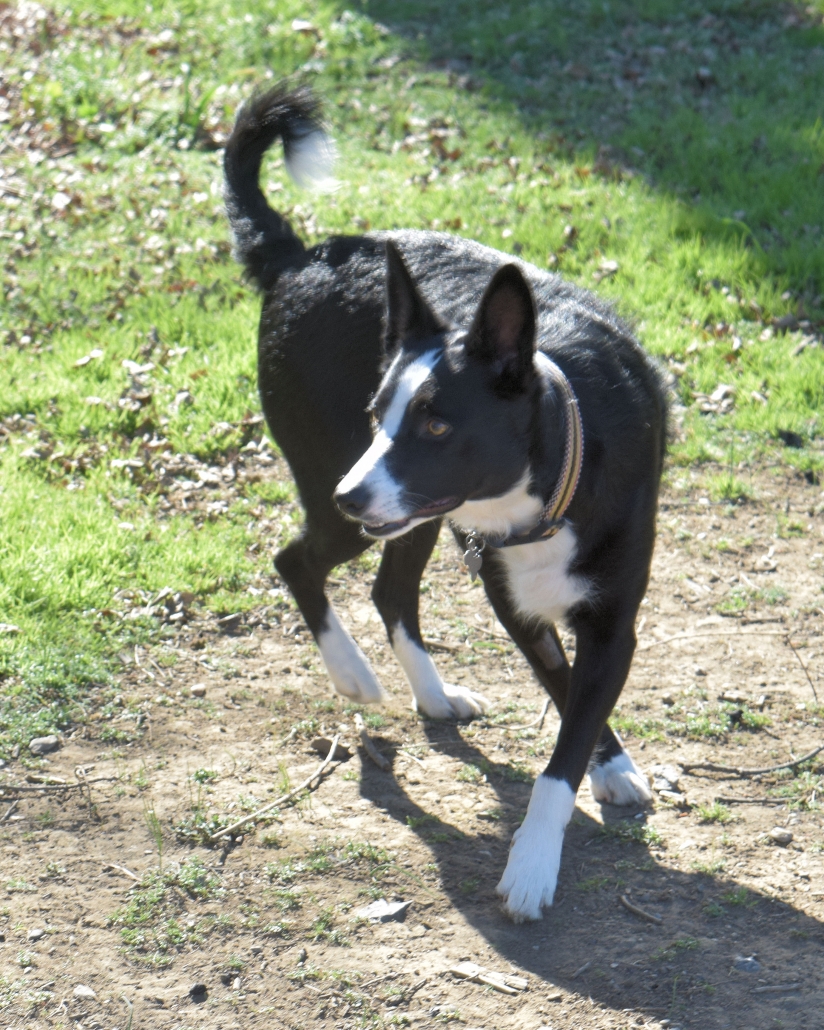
2,457,824,1030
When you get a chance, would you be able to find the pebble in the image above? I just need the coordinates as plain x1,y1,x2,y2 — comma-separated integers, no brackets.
27,928,45,941
356,898,413,923
250,945,263,956
220,972,233,986
734,955,761,973
73,985,96,1000
190,683,207,698
189,983,208,1001
29,735,60,756
769,827,793,846
650,764,681,792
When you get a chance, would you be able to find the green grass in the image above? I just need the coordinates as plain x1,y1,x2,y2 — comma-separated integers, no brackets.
697,802,732,824
2,0,824,750
600,820,663,847
112,857,223,966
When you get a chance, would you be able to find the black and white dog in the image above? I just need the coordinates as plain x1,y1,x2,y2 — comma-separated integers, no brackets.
224,85,668,922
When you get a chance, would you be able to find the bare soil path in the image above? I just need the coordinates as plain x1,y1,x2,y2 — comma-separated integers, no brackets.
2,462,823,1030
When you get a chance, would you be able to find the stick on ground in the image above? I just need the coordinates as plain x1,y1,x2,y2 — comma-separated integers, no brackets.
354,713,391,770
619,893,663,925
681,742,824,777
503,697,551,732
210,734,341,842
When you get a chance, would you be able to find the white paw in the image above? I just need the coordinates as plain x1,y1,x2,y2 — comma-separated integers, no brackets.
496,776,575,923
391,623,488,720
589,750,652,806
414,683,490,721
317,607,387,703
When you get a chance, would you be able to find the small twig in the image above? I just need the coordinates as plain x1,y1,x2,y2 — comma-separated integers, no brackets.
571,961,591,979
423,638,461,653
359,971,403,991
134,645,155,680
103,863,141,882
681,742,824,777
398,748,426,767
1,800,19,823
751,984,801,994
354,714,390,770
503,697,551,732
639,629,786,651
0,777,117,795
715,795,785,805
209,735,341,842
785,635,819,703
619,894,663,925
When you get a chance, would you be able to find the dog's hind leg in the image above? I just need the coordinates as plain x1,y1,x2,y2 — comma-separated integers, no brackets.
371,521,489,720
275,524,386,704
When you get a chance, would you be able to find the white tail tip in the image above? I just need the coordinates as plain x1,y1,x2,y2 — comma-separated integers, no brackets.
285,130,338,193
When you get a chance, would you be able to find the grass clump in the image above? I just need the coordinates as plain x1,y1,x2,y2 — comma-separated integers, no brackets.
601,821,663,848
697,802,732,824
113,858,224,966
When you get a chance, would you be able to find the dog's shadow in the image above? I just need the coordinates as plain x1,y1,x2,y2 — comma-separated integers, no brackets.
358,724,824,1025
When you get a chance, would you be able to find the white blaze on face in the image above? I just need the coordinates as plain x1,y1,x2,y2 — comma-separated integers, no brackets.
337,349,441,526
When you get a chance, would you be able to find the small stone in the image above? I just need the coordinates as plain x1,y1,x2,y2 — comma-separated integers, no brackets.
309,737,352,761
27,927,46,941
356,898,413,923
650,764,681,792
769,827,793,846
29,735,60,756
189,983,208,1001
661,693,675,706
73,985,96,1000
190,683,207,698
733,955,761,973
693,666,706,676
250,945,263,956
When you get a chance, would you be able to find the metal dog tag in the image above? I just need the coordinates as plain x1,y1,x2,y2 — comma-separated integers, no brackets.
463,534,484,581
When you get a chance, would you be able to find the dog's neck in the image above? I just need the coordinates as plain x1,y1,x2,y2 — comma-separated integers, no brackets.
450,354,583,548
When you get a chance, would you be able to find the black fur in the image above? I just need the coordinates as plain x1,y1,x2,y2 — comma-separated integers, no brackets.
224,84,669,920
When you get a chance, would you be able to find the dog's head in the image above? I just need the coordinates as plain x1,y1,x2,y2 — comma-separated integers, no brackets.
334,242,543,539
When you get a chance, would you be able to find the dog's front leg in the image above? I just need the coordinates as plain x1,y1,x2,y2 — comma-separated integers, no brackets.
372,523,489,720
497,614,637,922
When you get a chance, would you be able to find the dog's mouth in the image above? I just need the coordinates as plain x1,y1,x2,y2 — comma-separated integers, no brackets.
362,497,460,538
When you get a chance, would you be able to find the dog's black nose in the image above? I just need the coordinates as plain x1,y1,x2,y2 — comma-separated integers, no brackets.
334,483,370,519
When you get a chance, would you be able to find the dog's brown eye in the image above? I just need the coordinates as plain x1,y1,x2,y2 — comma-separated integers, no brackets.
426,418,450,437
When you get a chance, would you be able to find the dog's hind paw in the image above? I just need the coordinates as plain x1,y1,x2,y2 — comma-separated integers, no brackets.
317,607,387,703
589,750,652,806
414,683,489,721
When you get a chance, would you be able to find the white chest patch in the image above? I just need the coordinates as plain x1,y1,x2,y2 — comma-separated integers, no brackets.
496,523,590,627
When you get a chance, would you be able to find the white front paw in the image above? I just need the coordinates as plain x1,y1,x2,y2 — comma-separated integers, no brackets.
317,609,387,703
495,775,574,923
414,683,489,720
496,826,560,923
328,662,385,704
589,750,653,806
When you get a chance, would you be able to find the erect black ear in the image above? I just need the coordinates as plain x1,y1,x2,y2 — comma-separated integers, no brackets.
465,264,536,391
384,241,445,351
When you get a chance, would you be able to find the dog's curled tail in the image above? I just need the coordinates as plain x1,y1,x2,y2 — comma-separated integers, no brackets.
223,83,336,289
